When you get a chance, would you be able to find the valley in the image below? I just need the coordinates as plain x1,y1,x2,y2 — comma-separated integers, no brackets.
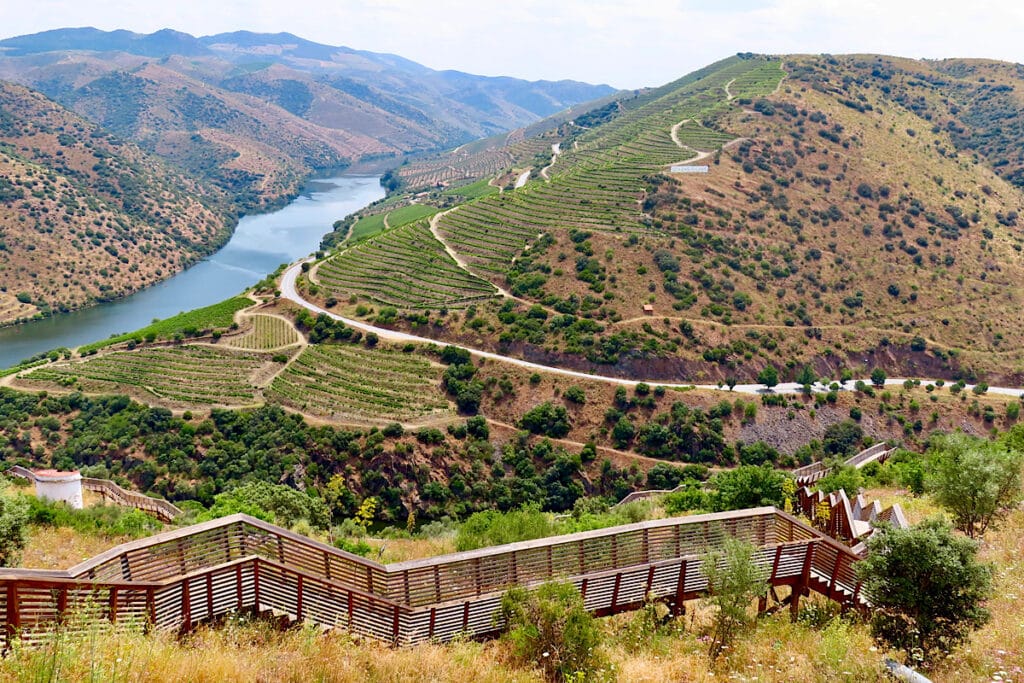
2,37,1024,681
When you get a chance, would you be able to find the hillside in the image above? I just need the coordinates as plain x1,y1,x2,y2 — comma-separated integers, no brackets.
303,53,1024,385
0,81,230,324
0,28,615,209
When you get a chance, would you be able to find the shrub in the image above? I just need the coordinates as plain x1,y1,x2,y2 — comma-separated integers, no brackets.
563,385,586,405
926,432,1023,537
456,506,553,551
519,402,571,438
0,487,28,566
858,518,992,667
701,537,767,659
500,582,606,682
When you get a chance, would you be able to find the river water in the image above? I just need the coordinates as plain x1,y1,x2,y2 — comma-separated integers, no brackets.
0,175,383,369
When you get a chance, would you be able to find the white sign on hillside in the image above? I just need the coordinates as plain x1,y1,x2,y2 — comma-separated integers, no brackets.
670,165,709,173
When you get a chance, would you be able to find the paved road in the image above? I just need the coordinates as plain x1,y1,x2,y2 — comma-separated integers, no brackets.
279,261,1024,399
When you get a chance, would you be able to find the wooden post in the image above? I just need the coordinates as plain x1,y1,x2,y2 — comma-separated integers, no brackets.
645,566,655,597
392,604,400,644
253,562,261,609
206,573,214,619
428,607,436,639
641,528,650,564
433,566,441,603
610,573,622,613
461,601,470,632
181,580,192,633
474,558,482,595
5,583,18,643
347,590,354,631
580,578,588,601
109,587,119,624
236,564,244,612
296,575,304,622
674,559,687,616
324,554,332,581
55,587,69,626
770,544,783,583
146,588,156,629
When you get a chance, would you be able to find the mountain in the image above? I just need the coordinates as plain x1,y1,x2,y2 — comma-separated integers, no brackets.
308,53,1024,384
0,28,615,208
0,81,230,324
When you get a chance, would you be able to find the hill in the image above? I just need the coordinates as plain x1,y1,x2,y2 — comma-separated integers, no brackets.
0,81,230,324
0,28,615,209
302,53,1024,385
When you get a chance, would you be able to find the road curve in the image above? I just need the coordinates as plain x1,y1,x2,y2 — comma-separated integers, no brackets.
280,260,1024,399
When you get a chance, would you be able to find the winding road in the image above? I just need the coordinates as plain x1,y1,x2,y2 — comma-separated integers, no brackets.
279,261,1024,399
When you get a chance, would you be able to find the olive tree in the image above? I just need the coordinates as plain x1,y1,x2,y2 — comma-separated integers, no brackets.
701,536,767,660
926,433,1023,537
858,518,992,667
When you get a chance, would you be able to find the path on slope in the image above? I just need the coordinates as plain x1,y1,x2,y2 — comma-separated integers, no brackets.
279,261,1024,399
539,142,562,181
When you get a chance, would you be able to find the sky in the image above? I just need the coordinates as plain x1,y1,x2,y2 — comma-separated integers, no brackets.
3,0,1024,89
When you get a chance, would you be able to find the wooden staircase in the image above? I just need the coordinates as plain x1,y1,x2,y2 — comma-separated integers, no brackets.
0,509,869,648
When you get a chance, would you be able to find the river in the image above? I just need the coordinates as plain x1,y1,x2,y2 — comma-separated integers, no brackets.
0,175,384,369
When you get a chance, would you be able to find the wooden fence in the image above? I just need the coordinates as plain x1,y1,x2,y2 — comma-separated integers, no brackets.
0,509,868,649
792,442,894,486
7,466,182,522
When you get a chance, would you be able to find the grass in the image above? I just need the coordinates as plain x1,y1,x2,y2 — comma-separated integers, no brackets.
349,205,441,243
15,346,265,406
442,177,500,200
77,297,252,355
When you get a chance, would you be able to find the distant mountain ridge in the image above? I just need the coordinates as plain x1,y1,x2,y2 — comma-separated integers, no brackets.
0,27,615,208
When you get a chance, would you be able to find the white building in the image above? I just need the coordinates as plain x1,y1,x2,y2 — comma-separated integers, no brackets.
32,469,83,509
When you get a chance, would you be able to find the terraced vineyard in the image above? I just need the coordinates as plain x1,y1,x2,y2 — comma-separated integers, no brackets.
725,60,786,101
14,346,265,405
434,56,784,277
266,344,451,423
223,315,301,351
398,133,556,190
313,220,498,309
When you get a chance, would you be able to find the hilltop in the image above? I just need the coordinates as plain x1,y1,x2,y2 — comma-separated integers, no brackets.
304,54,1024,385
0,28,615,209
0,81,230,324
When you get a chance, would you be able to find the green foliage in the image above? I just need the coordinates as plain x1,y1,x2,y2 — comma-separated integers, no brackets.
562,385,586,405
78,297,251,354
816,466,864,497
701,536,767,660
926,432,1024,537
870,367,887,388
710,465,788,511
822,420,864,456
200,481,330,530
858,518,993,667
24,495,158,539
519,402,572,438
0,485,28,566
455,505,554,551
500,582,607,682
757,365,779,389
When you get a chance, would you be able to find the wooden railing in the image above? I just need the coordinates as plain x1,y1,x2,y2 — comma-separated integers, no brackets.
0,509,868,648
7,466,182,522
793,442,895,485
80,478,183,523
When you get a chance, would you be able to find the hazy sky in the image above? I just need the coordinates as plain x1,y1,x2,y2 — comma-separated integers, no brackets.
4,0,1023,88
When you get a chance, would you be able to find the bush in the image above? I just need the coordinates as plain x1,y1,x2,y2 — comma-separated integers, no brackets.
710,465,788,511
500,582,606,682
519,402,571,438
456,506,553,551
702,537,767,660
200,481,330,530
0,488,28,566
858,518,992,667
926,433,1023,537
563,385,586,405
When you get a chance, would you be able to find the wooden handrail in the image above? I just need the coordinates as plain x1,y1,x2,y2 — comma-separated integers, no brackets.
0,509,867,648
6,467,182,522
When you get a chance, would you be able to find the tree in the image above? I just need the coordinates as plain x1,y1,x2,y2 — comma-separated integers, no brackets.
711,465,788,511
500,582,605,682
858,518,992,667
0,487,28,567
795,365,817,387
822,420,864,456
926,433,1023,537
519,402,571,438
701,537,767,660
757,365,779,390
870,367,887,388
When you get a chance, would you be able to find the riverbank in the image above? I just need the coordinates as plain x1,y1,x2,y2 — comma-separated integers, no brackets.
0,176,383,369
